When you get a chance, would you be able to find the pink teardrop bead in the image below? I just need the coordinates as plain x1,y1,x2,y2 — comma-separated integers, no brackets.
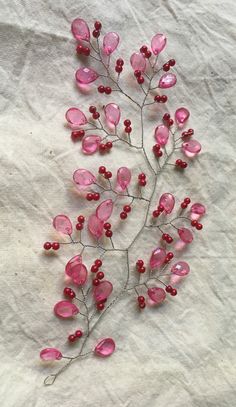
65,108,87,129
147,287,166,304
159,73,177,89
178,228,193,244
53,215,73,235
40,348,62,361
73,168,96,186
65,255,82,275
94,338,115,357
96,199,113,221
175,107,190,127
103,32,120,55
65,260,87,286
151,33,167,55
182,140,201,158
116,167,131,191
82,135,101,154
150,247,166,269
88,214,104,239
171,261,190,276
54,301,79,318
104,103,121,126
130,52,146,72
71,18,90,41
159,193,175,214
154,125,169,146
75,67,99,84
190,203,206,220
93,280,113,302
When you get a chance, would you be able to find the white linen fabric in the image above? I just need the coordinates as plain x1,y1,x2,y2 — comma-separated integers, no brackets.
0,0,236,406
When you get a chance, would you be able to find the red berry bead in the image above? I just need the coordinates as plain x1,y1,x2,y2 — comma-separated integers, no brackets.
138,173,146,180
98,85,105,93
115,65,123,73
145,50,152,58
154,95,162,102
106,141,113,149
92,29,100,38
89,105,97,114
93,192,100,201
83,47,90,56
97,302,105,311
99,143,106,153
95,259,102,267
86,193,93,201
175,159,182,167
94,21,102,30
75,330,83,338
105,230,113,238
68,334,76,343
120,211,127,220
139,302,146,309
169,59,176,66
76,44,83,54
63,287,71,297
181,202,188,209
68,290,76,299
134,70,141,78
138,295,145,303
163,63,170,72
138,266,146,273
104,222,111,230
97,271,104,280
44,242,51,250
162,233,168,241
153,210,160,218
71,130,84,141
158,205,164,212
165,285,172,293
163,113,170,121
92,278,100,286
161,95,168,103
124,119,131,126
136,259,144,268
166,252,174,260
116,58,124,66
196,222,203,230
123,205,131,213
184,197,191,204
168,119,174,126
140,45,148,53
52,242,60,250
181,161,188,169
191,220,198,227
99,166,106,174
77,215,85,223
139,179,146,186
105,86,112,94
76,223,83,231
104,171,112,179
125,126,132,133
137,76,144,84
166,236,173,244
91,264,98,273
93,112,100,120
171,288,177,296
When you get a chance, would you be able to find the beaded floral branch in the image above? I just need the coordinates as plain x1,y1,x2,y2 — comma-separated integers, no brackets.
40,18,205,386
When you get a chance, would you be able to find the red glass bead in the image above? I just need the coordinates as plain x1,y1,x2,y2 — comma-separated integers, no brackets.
98,85,105,93
52,242,60,250
138,295,145,303
99,144,106,152
92,29,100,38
94,21,102,30
139,302,146,309
105,230,113,238
97,271,104,280
116,58,124,66
171,288,177,296
137,76,144,84
191,220,198,227
71,130,85,141
136,260,144,268
91,264,99,273
181,161,188,169
68,334,76,343
105,87,112,94
44,242,51,250
106,141,113,149
165,285,172,293
124,119,131,126
83,47,90,56
93,112,100,119
138,173,146,180
125,126,132,133
93,278,100,286
120,211,127,220
86,193,93,201
196,223,203,230
163,113,170,121
89,106,97,114
77,215,85,223
139,179,146,186
95,259,102,267
145,50,152,58
104,222,111,230
134,70,141,78
97,302,105,311
75,329,83,338
163,63,170,72
99,166,106,174
104,171,112,179
169,59,176,66
181,202,188,209
184,197,191,204
115,65,123,73
140,45,148,53
76,44,83,54
168,119,174,126
153,210,160,218
93,192,100,201
154,95,162,102
123,205,131,213
138,266,146,273
64,287,71,297
76,223,83,230
161,95,167,103
68,290,76,299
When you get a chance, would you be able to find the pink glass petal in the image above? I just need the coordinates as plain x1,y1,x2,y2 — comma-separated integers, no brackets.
150,247,166,269
182,140,202,158
175,107,190,127
96,199,113,221
71,18,90,42
104,103,121,126
130,52,146,73
75,67,99,84
53,215,73,235
88,214,104,239
117,167,131,191
73,168,96,186
93,280,113,302
94,338,115,357
151,34,167,55
65,108,87,129
171,261,190,276
159,193,175,214
54,301,79,318
190,203,206,220
178,228,193,244
82,135,101,155
154,125,169,146
40,348,62,361
159,73,177,89
147,287,166,304
65,259,87,286
65,255,82,276
103,32,120,55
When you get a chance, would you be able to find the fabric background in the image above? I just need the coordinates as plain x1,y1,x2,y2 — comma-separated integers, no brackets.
0,0,236,406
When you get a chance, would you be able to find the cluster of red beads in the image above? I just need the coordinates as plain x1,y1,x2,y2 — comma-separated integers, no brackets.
124,119,132,134
140,45,152,59
104,222,113,237
182,128,194,139
97,85,112,94
64,287,76,299
76,215,85,231
163,113,174,127
76,44,90,56
153,143,163,158
43,241,60,251
181,197,191,209
92,20,102,38
120,204,132,220
163,59,176,72
175,159,188,169
165,285,177,296
164,252,174,263
152,204,164,218
191,220,203,230
89,105,100,120
162,233,173,244
134,69,144,85
154,95,168,103
91,258,103,274
68,329,83,343
115,58,124,73
138,173,146,187
71,129,85,141
137,295,146,309
98,165,112,179
86,192,100,201
99,140,113,153
136,259,146,273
